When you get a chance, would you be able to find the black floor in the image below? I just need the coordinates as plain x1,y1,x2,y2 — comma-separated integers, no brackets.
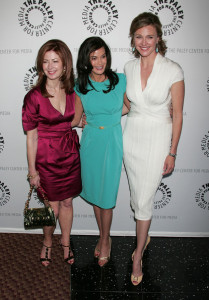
70,236,209,300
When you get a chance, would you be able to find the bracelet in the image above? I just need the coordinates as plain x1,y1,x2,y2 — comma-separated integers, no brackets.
27,171,39,179
169,152,177,158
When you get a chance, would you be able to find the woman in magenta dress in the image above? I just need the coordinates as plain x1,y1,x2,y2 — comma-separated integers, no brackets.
22,39,82,267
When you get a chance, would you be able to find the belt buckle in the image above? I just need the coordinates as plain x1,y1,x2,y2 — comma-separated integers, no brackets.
99,126,104,129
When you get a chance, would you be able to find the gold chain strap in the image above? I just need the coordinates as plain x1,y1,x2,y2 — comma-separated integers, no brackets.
24,185,51,213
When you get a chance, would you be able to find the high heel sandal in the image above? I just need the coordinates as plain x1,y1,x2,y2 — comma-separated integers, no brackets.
131,256,143,286
59,241,74,265
40,244,52,267
131,235,150,285
98,237,112,267
132,235,151,261
94,245,100,258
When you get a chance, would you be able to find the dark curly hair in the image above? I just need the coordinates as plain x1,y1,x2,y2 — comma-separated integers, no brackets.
76,36,118,94
130,12,167,57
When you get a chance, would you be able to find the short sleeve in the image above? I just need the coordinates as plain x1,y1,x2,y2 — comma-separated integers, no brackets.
22,89,39,131
74,83,81,98
171,62,184,85
118,73,127,93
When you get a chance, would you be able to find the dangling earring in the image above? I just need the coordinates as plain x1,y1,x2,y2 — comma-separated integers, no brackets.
63,67,66,72
156,44,159,53
132,47,135,52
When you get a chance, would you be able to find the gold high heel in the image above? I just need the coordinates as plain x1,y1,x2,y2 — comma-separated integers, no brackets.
94,239,100,258
98,237,112,267
131,253,143,286
132,235,151,261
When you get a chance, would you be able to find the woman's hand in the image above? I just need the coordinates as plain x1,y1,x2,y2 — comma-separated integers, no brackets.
82,113,87,129
28,172,40,188
162,155,175,175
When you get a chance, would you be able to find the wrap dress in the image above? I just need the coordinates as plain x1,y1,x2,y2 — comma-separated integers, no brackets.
22,87,82,201
123,53,184,220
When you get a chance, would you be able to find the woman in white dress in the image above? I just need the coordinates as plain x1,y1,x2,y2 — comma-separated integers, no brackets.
123,12,185,285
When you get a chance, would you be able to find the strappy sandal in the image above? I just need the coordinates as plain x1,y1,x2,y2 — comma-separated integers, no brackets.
59,241,74,265
94,239,101,258
131,257,143,286
98,237,112,267
40,244,52,267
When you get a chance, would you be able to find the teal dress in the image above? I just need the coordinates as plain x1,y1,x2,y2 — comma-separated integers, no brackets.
75,73,126,209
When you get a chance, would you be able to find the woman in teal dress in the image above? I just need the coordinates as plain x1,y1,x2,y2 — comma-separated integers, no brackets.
72,37,127,267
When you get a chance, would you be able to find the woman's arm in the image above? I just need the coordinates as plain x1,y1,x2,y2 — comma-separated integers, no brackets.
71,94,84,127
163,80,185,175
26,128,40,187
122,93,130,116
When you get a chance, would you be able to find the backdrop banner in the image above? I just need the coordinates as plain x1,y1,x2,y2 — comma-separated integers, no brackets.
0,0,208,236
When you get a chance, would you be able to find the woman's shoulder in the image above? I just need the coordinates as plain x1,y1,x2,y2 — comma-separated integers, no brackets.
116,72,126,79
124,58,138,69
159,55,184,81
115,72,126,85
25,86,41,99
160,55,183,72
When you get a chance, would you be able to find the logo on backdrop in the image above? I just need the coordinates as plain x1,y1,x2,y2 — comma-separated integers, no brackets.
32,189,44,206
201,131,209,158
24,66,38,91
154,182,172,209
18,0,54,37
0,133,4,154
195,183,209,210
207,77,209,92
0,181,11,206
149,0,184,36
82,0,119,36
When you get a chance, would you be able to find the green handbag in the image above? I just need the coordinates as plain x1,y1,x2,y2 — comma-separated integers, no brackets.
24,186,56,230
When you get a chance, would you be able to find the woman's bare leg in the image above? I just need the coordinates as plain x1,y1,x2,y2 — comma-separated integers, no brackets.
40,201,59,266
58,197,74,263
98,208,113,266
132,219,151,278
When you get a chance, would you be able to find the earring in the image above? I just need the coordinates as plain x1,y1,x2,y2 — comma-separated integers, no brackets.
84,66,87,70
132,47,135,52
63,67,66,72
156,44,159,53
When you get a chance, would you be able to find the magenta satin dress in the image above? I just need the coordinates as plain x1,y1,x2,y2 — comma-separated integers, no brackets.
22,87,82,201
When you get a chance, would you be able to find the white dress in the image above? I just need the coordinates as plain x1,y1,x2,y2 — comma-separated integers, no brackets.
123,53,184,220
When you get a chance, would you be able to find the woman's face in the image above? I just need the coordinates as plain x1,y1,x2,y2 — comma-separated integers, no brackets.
134,25,159,58
89,47,107,78
42,50,64,81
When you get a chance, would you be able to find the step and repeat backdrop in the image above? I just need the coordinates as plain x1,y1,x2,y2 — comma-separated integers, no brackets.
0,0,208,236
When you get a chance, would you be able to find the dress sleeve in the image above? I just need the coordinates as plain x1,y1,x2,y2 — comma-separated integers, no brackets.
74,84,81,98
118,73,127,93
22,89,39,131
171,62,184,85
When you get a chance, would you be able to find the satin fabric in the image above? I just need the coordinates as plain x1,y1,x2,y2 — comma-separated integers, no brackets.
22,87,82,201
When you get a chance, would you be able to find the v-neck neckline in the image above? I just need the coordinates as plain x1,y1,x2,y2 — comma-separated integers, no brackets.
139,53,159,93
47,94,67,117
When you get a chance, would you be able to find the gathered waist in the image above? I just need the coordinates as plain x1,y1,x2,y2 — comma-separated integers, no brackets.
127,111,172,124
38,128,73,138
87,122,120,130
38,129,79,153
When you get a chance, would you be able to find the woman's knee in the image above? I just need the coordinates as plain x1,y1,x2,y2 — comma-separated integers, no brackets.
60,197,73,209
